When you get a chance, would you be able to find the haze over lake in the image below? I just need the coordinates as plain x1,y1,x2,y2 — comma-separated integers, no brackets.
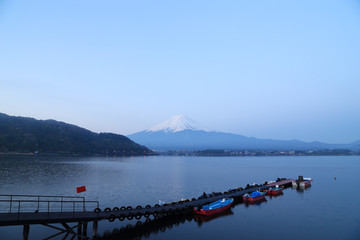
0,155,359,239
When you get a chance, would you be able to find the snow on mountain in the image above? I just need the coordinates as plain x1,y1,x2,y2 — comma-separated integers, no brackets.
146,114,214,133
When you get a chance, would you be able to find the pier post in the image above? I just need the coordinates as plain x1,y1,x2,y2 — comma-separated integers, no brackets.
92,221,98,239
77,222,82,240
23,224,29,240
83,221,88,238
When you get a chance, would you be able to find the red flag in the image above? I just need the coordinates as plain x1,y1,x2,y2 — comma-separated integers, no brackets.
76,186,86,193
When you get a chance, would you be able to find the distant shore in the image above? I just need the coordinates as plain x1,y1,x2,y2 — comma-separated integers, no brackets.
1,149,359,157
158,149,360,157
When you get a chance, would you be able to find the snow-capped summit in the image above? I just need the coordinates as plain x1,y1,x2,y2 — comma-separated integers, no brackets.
146,114,214,133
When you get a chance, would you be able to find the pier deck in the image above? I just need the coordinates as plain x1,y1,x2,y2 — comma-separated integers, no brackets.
0,179,293,226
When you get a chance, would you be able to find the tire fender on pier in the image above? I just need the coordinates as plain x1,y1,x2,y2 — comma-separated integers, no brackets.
135,212,142,220
118,214,125,221
108,214,115,222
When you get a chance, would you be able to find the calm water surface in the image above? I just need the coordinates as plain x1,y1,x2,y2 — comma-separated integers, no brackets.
0,155,359,239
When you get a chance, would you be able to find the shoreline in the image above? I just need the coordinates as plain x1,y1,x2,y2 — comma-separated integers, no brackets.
1,150,358,157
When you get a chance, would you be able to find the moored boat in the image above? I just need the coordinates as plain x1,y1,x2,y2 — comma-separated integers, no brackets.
194,198,233,216
267,185,284,195
243,191,267,202
299,178,312,187
292,176,313,188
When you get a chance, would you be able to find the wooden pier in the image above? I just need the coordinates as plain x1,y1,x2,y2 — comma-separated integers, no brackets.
0,178,293,239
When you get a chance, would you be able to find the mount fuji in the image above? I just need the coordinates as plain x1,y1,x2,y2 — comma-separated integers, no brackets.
145,114,214,133
128,115,357,151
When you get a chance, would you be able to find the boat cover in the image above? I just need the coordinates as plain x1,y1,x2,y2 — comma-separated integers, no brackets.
202,198,233,210
250,192,261,197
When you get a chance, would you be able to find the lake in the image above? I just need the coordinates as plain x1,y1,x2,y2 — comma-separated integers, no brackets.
0,155,359,239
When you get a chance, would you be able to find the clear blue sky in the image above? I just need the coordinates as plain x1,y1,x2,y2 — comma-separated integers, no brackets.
1,0,359,143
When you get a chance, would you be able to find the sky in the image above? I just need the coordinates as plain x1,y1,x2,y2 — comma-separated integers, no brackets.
0,0,359,144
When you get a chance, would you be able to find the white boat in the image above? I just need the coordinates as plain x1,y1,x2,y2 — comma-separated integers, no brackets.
292,176,312,188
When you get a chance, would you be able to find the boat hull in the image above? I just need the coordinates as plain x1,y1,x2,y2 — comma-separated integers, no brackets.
267,188,283,195
299,180,312,188
194,208,233,223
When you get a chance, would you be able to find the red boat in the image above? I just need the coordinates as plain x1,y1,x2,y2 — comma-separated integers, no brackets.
267,186,284,195
243,191,266,202
194,209,233,223
194,198,233,216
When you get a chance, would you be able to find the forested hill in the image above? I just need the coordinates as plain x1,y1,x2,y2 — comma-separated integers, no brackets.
0,113,151,155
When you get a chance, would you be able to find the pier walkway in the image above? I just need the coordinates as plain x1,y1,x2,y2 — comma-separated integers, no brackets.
0,178,293,239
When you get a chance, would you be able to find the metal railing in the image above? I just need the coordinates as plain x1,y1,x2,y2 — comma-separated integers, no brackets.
0,194,99,214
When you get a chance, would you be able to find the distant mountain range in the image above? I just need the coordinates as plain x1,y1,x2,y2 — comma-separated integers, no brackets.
1,113,358,154
0,113,150,155
128,115,360,151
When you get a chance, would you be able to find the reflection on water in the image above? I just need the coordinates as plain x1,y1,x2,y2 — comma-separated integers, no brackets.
194,209,234,225
98,211,237,240
267,192,284,199
243,198,267,207
97,197,266,239
98,213,194,240
292,184,312,193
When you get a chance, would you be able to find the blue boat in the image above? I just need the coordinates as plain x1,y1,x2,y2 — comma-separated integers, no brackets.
243,191,267,202
194,198,234,216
